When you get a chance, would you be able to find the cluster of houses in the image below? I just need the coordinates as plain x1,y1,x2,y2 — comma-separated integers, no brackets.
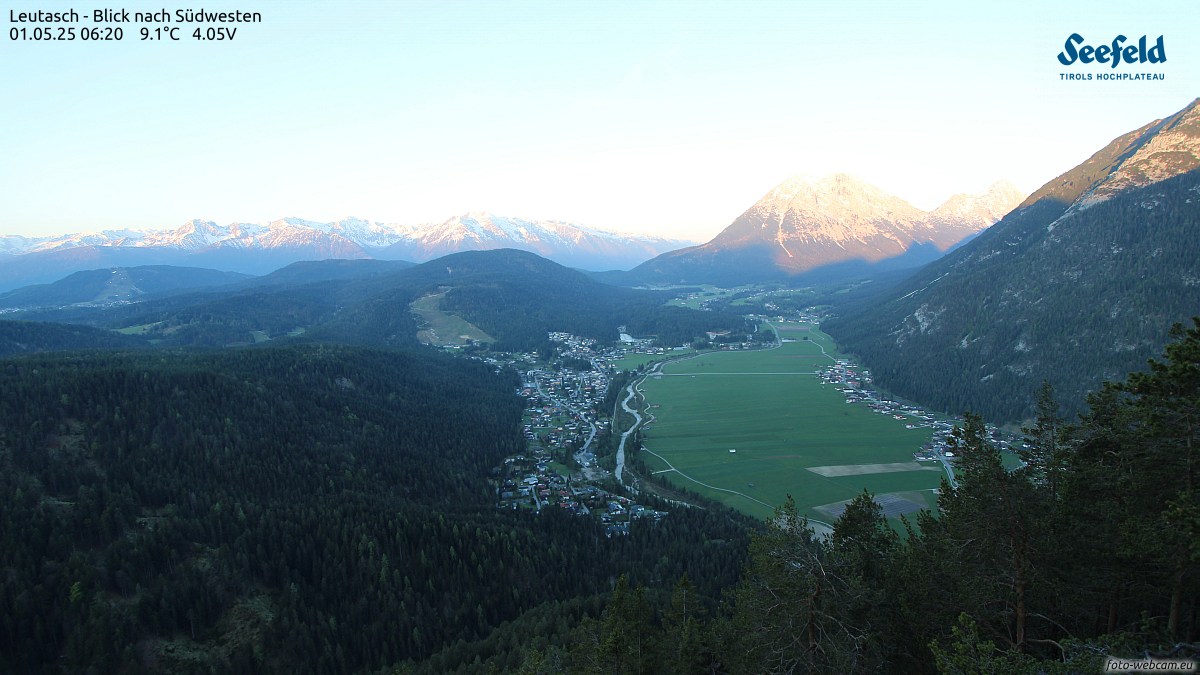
495,450,572,511
818,360,875,394
819,360,950,432
568,327,685,360
817,361,1019,463
598,496,668,537
518,380,611,471
484,331,679,534
702,330,761,351
914,422,1017,462
750,309,823,325
494,450,668,535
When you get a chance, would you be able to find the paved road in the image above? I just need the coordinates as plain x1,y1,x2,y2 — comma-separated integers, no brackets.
939,454,958,488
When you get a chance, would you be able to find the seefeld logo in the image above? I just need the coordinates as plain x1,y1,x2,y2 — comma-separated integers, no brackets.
1058,33,1166,68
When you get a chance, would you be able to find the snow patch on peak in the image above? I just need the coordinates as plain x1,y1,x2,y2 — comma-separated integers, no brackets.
2,211,694,271
927,180,1025,231
149,219,234,249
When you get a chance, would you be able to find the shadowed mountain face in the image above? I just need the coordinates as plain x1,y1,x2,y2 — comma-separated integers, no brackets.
824,98,1200,421
620,175,1023,285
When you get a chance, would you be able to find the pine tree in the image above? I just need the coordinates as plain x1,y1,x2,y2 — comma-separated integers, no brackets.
1019,381,1069,503
720,495,864,673
936,414,1041,652
1110,319,1200,638
660,575,710,674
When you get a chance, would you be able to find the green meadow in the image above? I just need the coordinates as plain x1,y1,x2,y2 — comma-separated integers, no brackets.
637,322,945,525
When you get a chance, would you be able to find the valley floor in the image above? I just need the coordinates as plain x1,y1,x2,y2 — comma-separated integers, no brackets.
629,315,1018,524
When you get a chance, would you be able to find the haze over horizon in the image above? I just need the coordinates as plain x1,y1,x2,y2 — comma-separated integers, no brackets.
2,0,1196,240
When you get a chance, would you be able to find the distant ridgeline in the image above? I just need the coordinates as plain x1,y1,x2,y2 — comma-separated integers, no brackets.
0,213,690,292
3,249,749,354
312,249,750,352
610,175,1023,287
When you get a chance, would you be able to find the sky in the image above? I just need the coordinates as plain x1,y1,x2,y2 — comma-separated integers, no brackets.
1,0,1196,240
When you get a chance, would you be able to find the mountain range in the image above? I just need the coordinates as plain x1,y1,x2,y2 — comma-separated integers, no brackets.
618,176,1024,285
0,214,692,292
0,178,1021,293
824,97,1200,420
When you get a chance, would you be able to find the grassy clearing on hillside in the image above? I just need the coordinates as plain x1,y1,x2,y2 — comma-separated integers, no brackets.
115,322,161,335
411,291,495,346
637,322,945,524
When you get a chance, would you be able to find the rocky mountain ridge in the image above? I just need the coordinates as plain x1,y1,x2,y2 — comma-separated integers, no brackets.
623,175,1023,285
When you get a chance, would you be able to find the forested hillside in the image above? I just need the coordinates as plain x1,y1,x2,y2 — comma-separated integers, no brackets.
0,265,249,310
0,345,752,673
824,100,1200,422
8,250,748,353
0,320,150,356
831,173,1200,419
317,249,749,352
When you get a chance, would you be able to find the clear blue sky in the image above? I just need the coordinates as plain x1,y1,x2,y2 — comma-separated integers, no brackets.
1,0,1196,239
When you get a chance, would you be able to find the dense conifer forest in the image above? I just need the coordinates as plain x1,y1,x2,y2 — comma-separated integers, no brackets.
0,345,753,673
0,320,150,356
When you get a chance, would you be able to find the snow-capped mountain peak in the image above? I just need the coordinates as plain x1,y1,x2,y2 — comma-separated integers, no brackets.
628,174,1025,284
922,180,1027,245
381,212,693,268
148,219,233,250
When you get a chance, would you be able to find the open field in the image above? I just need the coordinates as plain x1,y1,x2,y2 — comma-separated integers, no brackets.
807,462,942,477
815,491,935,520
637,321,945,524
665,286,738,309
